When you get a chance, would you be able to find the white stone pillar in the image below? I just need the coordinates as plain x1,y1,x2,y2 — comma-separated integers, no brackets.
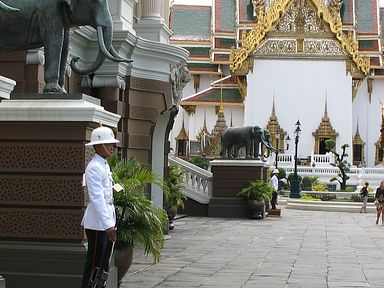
108,0,138,35
0,76,16,101
141,0,162,19
134,0,172,43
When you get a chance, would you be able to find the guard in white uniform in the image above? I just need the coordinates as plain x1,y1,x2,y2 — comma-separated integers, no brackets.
271,169,279,210
82,126,119,288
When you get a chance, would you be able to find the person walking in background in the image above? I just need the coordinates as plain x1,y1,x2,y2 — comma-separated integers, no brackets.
359,182,369,213
375,181,384,225
82,125,119,288
271,169,279,210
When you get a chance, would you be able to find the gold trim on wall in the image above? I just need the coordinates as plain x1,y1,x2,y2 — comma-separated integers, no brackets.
230,0,370,75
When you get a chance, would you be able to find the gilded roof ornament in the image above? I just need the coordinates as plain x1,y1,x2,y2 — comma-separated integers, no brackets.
230,0,370,75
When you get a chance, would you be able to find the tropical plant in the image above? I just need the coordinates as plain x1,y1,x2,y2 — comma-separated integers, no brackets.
108,155,168,262
188,156,209,170
165,165,187,209
302,176,318,191
236,180,272,201
325,139,351,190
312,182,328,192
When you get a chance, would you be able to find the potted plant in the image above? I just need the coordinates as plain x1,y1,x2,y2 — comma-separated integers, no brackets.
109,155,168,285
164,165,187,230
236,180,272,219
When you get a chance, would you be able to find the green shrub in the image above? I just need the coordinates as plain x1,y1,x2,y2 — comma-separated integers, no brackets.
312,182,328,191
306,192,336,201
302,176,318,191
350,194,362,202
188,156,208,169
301,194,321,201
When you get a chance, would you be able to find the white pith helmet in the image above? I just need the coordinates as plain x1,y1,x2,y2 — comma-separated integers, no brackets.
273,169,279,174
85,126,119,146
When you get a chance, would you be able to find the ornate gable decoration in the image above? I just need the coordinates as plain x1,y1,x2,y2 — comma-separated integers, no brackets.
256,0,346,58
230,0,370,75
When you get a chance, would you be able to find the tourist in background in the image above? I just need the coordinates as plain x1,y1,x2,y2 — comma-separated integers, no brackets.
271,169,279,210
359,182,369,213
374,181,384,225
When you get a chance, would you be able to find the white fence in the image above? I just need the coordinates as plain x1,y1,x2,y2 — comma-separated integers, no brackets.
168,153,384,205
277,156,384,190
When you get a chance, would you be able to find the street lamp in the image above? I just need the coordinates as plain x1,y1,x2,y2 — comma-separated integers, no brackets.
290,119,301,198
286,135,291,151
275,131,280,169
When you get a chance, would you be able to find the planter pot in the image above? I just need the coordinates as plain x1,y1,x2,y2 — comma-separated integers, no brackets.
246,200,265,219
167,207,177,230
114,246,133,286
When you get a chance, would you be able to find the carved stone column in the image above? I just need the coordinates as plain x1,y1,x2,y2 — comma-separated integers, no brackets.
141,0,162,19
134,0,172,43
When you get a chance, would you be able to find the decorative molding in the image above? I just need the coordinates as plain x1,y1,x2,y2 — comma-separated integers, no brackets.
0,208,84,240
170,60,191,106
128,134,151,149
0,143,84,173
0,75,16,100
0,98,120,127
181,105,196,115
26,48,45,65
230,0,370,75
352,78,363,102
0,175,83,206
129,104,159,123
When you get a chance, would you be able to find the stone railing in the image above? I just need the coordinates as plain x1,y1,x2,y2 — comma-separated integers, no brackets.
168,154,213,204
168,154,384,204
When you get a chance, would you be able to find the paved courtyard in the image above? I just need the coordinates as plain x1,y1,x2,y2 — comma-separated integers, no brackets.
120,206,384,288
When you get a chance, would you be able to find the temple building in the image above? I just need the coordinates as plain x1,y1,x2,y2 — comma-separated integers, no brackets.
169,0,384,167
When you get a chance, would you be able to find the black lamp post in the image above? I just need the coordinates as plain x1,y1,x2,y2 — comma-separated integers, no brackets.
275,131,280,169
290,120,301,198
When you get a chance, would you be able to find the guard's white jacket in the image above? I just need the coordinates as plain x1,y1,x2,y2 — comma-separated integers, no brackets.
81,153,116,231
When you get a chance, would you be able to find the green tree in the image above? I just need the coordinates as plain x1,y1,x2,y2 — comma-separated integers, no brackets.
325,139,350,191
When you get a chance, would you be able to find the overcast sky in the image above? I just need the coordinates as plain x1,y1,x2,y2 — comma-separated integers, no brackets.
170,0,211,6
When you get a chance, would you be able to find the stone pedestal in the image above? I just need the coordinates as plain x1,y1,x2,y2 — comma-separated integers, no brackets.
0,76,16,100
0,94,120,288
208,160,270,218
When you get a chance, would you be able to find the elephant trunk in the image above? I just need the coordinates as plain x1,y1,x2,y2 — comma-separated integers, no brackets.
0,1,19,12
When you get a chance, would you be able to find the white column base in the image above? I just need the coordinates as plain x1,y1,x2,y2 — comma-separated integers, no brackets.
134,18,172,43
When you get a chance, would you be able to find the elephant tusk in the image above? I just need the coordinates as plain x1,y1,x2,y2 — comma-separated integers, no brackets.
97,26,132,63
110,45,133,63
0,1,20,12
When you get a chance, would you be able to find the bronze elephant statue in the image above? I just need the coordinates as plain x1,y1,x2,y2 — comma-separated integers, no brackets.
0,0,132,93
252,126,277,159
220,126,277,159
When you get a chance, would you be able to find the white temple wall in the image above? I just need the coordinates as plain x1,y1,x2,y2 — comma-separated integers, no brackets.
246,59,352,161
353,78,384,167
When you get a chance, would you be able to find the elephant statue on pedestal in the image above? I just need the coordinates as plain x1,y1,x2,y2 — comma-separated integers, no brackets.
220,126,277,159
252,126,277,159
0,0,132,93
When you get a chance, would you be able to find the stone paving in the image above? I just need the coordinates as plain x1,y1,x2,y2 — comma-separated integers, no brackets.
120,206,384,288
